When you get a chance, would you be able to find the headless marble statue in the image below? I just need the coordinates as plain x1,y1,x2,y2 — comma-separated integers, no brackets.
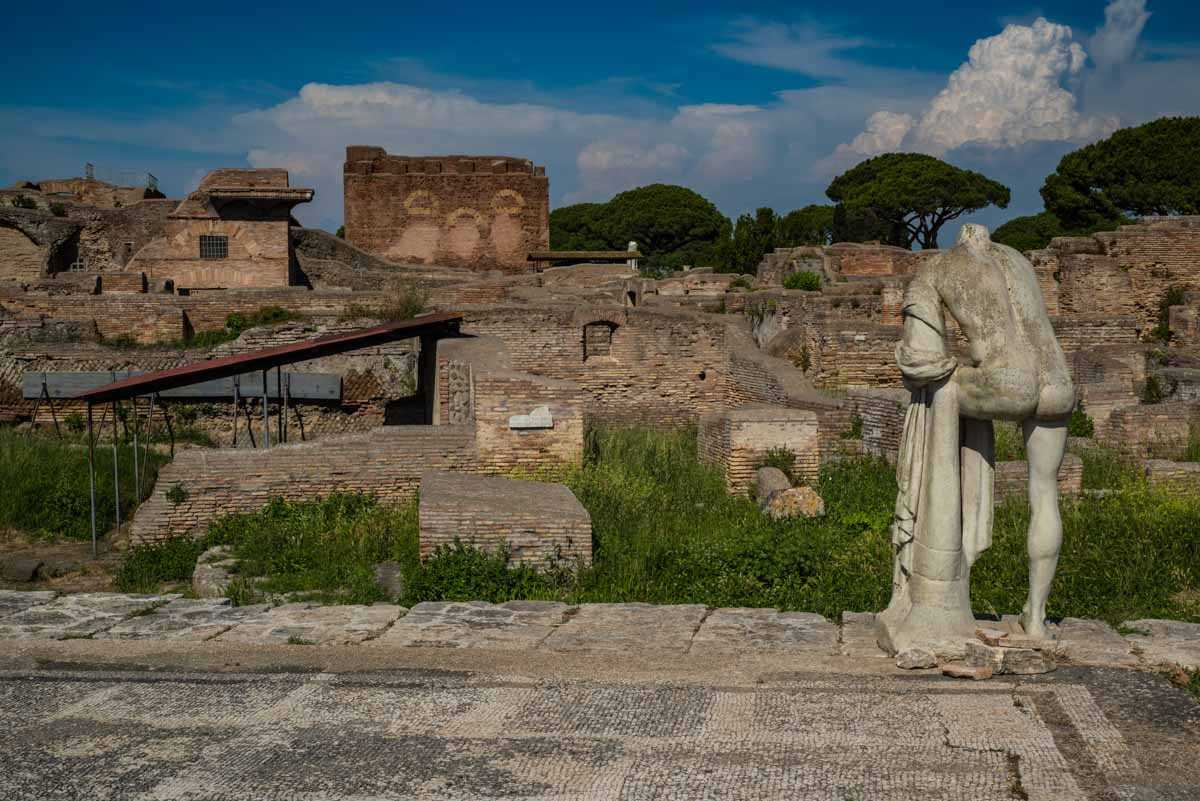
876,224,1074,654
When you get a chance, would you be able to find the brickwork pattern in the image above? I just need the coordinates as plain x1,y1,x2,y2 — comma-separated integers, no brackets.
698,406,821,492
994,454,1083,503
344,147,549,273
419,472,592,567
1102,401,1200,458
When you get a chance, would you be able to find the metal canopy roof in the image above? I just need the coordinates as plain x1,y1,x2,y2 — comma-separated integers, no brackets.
74,312,462,404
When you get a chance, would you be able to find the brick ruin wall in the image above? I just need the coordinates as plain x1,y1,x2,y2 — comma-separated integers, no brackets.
1032,218,1200,333
697,408,822,492
1102,401,1200,458
129,217,292,290
131,426,478,544
418,474,592,567
343,147,549,273
460,305,729,427
994,454,1083,503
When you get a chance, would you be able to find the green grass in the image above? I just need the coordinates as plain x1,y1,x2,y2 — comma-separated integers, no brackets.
101,306,303,351
113,426,1200,625
0,430,166,540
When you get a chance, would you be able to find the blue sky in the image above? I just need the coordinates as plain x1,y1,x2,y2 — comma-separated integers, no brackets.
3,0,1198,238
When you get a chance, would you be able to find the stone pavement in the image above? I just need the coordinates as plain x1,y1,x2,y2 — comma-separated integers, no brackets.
0,591,1196,673
0,591,1198,799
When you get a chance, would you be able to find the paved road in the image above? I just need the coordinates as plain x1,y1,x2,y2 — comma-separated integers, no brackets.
1,664,1197,801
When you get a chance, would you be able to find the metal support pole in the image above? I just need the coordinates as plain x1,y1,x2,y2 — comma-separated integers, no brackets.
86,403,97,558
141,395,155,492
231,377,240,448
276,367,284,444
42,382,62,438
262,369,270,449
111,401,121,535
132,396,141,502
157,393,174,459
282,373,290,444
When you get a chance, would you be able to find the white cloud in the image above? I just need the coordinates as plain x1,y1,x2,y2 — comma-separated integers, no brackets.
1090,0,1151,73
826,15,1121,167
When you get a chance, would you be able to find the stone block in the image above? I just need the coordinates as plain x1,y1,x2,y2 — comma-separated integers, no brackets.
540,603,706,654
966,641,1056,675
698,405,821,493
0,590,56,618
216,603,403,646
942,662,994,680
376,600,571,650
755,466,791,499
762,486,825,519
1122,618,1200,671
895,648,938,669
419,471,592,568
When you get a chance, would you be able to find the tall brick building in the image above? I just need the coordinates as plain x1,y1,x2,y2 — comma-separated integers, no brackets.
342,147,549,273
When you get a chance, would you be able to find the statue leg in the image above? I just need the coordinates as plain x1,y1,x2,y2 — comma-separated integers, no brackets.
1019,418,1068,638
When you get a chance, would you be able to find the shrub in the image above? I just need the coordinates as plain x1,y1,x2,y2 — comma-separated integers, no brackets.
757,448,797,482
729,276,753,291
1141,373,1175,404
10,194,37,209
49,202,67,217
841,415,863,440
165,483,188,506
783,271,822,291
796,344,812,372
63,412,85,433
114,538,207,593
406,541,561,603
1067,403,1095,438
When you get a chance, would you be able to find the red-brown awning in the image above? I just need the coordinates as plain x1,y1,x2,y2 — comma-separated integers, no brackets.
75,312,462,403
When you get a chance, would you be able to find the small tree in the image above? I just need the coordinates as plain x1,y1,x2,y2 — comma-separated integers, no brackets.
826,153,1010,249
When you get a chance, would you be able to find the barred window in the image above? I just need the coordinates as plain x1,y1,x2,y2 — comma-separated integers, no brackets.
199,234,228,260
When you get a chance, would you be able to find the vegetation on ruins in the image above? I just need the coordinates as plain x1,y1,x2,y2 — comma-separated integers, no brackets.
782,271,822,291
48,202,67,217
826,153,1011,250
995,117,1200,252
99,305,304,350
1150,285,1187,343
755,448,798,483
9,194,37,209
0,430,165,540
1068,403,1095,438
1042,117,1200,231
551,184,729,274
116,426,1200,626
338,282,428,323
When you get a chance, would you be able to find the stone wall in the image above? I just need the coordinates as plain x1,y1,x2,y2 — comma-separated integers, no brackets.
461,304,729,427
1033,217,1200,332
130,426,478,544
418,472,592,567
1102,401,1199,458
698,406,822,491
994,454,1083,503
343,147,549,273
1144,459,1200,495
129,218,292,290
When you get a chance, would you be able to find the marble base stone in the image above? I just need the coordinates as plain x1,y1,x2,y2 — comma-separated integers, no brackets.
0,593,177,639
376,600,572,650
689,608,837,656
215,603,404,646
1121,618,1200,671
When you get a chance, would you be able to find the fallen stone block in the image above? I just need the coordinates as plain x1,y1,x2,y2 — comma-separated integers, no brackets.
216,602,403,646
895,647,938,670
942,662,994,680
97,599,269,641
755,466,791,500
192,545,237,599
1052,617,1138,668
762,486,825,519
966,641,1056,675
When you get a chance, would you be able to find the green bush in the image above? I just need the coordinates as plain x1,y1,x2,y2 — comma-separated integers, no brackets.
1068,403,1095,438
782,271,822,291
756,448,797,482
10,194,37,209
114,538,207,593
1141,374,1175,404
0,430,165,539
1150,286,1187,343
49,202,67,217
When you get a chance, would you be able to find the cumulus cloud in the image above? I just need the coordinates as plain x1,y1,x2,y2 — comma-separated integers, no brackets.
824,15,1122,169
1090,0,1151,73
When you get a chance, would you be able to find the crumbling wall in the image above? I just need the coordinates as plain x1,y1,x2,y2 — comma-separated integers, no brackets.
698,405,821,490
343,147,549,273
129,426,478,544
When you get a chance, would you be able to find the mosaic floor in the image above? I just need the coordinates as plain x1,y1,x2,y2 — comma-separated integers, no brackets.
0,665,1197,800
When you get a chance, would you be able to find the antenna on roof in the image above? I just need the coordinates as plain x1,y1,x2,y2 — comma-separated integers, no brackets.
85,163,94,180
